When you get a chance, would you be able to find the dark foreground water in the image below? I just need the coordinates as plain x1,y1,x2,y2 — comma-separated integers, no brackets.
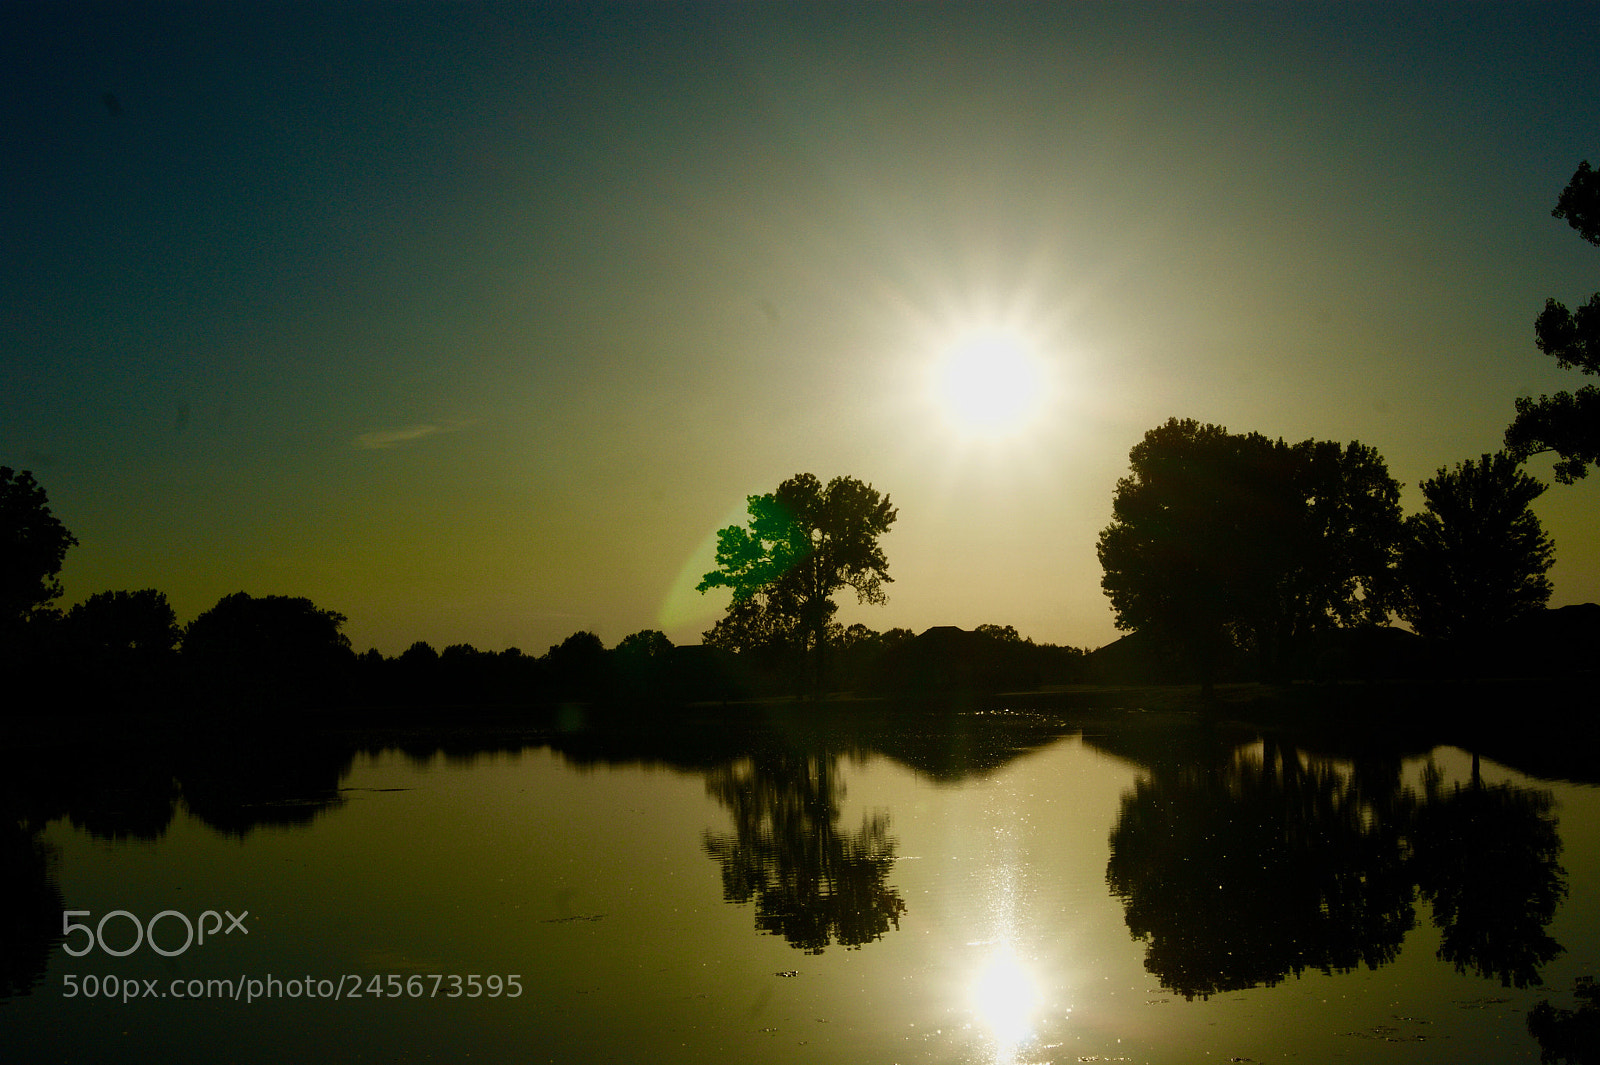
4,704,1597,1064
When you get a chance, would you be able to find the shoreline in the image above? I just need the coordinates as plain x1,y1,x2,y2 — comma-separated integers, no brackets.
3,674,1593,781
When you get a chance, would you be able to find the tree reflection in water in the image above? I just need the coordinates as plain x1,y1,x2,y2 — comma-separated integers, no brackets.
0,733,356,999
1107,740,1566,999
1412,761,1566,988
0,819,63,998
703,751,905,953
1106,737,1414,999
1528,976,1600,1065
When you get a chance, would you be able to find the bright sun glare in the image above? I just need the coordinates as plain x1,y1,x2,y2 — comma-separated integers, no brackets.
934,327,1047,438
969,943,1042,1055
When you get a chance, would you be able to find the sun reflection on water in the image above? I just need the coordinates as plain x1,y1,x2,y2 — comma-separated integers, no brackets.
969,941,1042,1058
951,777,1073,1065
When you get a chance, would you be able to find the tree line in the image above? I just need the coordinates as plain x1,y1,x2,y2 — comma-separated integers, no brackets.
0,573,708,713
0,434,1572,715
0,433,1573,713
0,461,1094,713
0,485,1084,714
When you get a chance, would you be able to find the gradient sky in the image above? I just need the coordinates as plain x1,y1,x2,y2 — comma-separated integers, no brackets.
5,1,1598,656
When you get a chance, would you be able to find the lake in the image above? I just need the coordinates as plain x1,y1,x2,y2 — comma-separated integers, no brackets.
4,700,1597,1063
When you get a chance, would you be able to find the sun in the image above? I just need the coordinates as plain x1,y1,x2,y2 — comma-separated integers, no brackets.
933,327,1049,438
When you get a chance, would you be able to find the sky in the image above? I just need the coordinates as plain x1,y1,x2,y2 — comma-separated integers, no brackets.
4,1,1598,657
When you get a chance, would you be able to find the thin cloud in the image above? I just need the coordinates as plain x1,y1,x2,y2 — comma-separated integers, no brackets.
354,421,469,450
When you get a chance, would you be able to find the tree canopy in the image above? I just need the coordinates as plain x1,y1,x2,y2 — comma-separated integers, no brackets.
63,589,181,655
1397,452,1554,645
1097,418,1402,685
59,589,183,706
0,467,78,630
182,592,353,705
697,473,896,689
1505,160,1600,482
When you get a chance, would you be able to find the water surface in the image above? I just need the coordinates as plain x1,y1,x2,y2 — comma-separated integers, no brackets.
5,706,1596,1063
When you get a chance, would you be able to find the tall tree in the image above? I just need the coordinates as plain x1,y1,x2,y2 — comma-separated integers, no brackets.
1397,452,1555,645
1097,419,1402,687
698,473,896,692
0,467,78,631
1505,160,1600,482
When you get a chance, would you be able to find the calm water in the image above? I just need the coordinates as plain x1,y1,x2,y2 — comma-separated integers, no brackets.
4,705,1597,1063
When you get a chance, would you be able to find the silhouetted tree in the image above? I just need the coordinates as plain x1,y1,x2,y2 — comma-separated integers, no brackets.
64,589,180,654
1275,438,1406,636
438,643,485,694
400,639,440,665
182,592,354,708
878,627,916,655
0,467,78,632
376,640,442,703
698,473,896,693
544,630,607,698
1037,641,1091,684
1098,420,1264,689
1397,452,1554,647
824,622,883,689
1097,419,1401,687
857,625,937,692
60,589,181,708
1506,160,1600,482
972,623,1045,689
702,594,804,691
613,628,672,663
611,629,675,701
